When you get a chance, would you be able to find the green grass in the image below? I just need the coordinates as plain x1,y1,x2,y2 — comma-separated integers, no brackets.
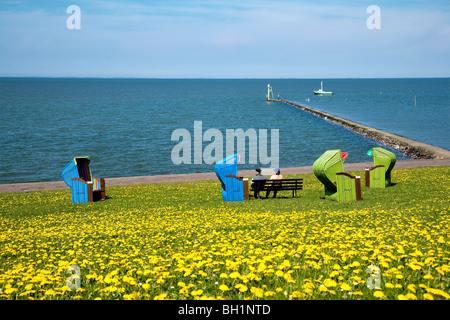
0,166,449,300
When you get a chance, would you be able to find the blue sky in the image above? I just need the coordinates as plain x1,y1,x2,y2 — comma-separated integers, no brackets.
0,0,449,78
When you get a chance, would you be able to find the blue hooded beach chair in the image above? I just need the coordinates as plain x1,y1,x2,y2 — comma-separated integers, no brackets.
61,157,106,203
214,154,247,202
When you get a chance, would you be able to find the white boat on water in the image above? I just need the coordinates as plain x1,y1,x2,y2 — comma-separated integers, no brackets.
314,81,334,95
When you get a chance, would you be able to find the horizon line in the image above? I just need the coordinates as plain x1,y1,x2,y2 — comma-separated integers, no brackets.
1,76,450,80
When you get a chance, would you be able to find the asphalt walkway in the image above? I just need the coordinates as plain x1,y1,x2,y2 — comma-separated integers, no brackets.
1,159,449,194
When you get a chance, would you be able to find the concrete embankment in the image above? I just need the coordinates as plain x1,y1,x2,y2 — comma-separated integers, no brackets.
279,99,450,160
1,159,449,194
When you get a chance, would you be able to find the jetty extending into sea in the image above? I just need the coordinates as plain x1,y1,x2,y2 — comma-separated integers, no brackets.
267,96,450,160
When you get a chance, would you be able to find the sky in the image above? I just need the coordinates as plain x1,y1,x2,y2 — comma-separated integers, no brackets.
0,0,449,78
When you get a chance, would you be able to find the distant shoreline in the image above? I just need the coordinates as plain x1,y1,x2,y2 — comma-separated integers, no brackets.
1,76,450,80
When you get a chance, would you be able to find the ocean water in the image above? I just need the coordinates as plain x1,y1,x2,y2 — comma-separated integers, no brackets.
0,78,448,184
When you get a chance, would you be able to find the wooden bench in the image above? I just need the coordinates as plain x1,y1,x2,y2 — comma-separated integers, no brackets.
250,178,303,199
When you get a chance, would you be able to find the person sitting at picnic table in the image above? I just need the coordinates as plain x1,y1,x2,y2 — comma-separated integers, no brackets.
266,168,283,198
251,168,267,199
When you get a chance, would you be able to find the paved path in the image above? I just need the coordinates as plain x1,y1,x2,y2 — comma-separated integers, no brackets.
1,159,449,194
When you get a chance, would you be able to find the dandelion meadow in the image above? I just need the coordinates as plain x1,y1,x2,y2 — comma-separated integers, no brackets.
0,166,449,301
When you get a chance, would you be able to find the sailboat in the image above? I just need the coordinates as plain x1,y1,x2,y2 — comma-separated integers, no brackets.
314,81,334,95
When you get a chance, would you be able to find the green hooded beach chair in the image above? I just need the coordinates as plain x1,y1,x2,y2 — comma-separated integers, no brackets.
365,147,397,188
313,149,361,202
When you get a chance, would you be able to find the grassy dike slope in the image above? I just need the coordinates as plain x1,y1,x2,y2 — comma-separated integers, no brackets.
0,166,449,300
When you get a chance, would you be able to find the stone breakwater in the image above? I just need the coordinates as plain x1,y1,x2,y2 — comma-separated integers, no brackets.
279,100,450,160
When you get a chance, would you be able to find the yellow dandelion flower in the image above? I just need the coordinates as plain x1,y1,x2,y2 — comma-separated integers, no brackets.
219,273,228,279
4,288,18,295
385,283,394,288
44,289,56,296
219,284,231,291
423,293,434,300
340,283,351,291
229,272,240,279
423,274,434,280
407,263,422,271
426,288,450,299
323,278,337,288
373,291,384,299
319,286,328,292
406,293,417,300
250,287,264,298
304,288,313,296
123,293,138,300
235,284,248,293
303,281,315,290
142,283,151,290
289,291,302,299
275,270,284,277
154,293,167,300
191,289,204,296
411,249,423,257
330,271,339,278
351,261,360,267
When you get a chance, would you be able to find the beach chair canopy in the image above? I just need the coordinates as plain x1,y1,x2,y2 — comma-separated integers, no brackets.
214,154,239,191
372,147,397,176
312,149,345,192
61,157,92,187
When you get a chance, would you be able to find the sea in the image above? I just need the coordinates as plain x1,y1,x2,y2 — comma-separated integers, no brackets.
0,78,449,184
